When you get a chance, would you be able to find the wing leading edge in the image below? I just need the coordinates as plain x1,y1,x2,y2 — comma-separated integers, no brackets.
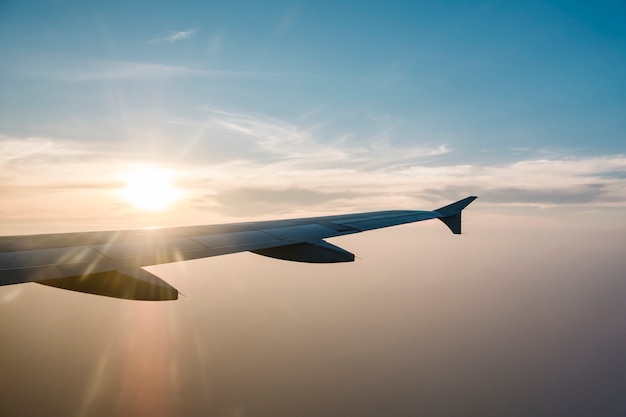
0,196,476,301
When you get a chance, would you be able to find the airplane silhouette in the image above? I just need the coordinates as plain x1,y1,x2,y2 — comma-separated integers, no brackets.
0,196,476,301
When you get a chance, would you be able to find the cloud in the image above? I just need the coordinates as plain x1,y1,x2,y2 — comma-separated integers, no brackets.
423,184,609,205
205,188,358,216
22,61,296,82
86,62,200,79
1,120,626,232
0,136,94,168
177,109,453,170
23,61,204,81
165,110,626,212
147,29,197,44
273,6,300,36
206,31,223,58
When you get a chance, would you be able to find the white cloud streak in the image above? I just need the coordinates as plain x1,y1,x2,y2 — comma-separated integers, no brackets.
23,61,297,82
23,61,203,81
178,109,453,169
147,29,197,44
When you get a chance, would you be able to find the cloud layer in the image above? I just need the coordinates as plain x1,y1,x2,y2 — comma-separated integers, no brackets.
1,109,625,232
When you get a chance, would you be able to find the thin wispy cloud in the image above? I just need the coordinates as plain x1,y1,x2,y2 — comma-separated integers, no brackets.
273,6,300,36
147,29,197,44
23,61,204,81
0,136,91,168
176,109,452,169
20,60,302,82
206,31,223,58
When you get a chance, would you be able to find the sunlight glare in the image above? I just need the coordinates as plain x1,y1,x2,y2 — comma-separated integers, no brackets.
118,167,183,211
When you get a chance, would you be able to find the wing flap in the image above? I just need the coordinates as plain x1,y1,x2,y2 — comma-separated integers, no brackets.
252,240,355,263
37,268,178,301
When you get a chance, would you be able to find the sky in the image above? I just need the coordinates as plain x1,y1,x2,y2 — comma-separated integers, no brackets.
1,1,626,416
0,0,625,232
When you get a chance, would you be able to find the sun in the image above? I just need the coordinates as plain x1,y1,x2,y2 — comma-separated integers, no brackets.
118,167,183,211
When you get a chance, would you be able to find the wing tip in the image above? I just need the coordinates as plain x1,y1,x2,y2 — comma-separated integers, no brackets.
435,196,477,234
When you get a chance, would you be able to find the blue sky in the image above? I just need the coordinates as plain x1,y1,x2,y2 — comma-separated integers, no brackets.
1,0,625,231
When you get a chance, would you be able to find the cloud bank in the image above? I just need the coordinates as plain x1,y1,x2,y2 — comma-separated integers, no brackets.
1,110,625,231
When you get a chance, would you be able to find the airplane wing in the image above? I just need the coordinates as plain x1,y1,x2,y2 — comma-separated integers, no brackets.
0,196,476,301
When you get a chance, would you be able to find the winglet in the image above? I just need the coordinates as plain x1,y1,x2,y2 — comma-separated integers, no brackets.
434,196,477,234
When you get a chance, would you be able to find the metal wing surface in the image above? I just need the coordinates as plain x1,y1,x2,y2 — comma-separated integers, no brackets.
0,196,476,301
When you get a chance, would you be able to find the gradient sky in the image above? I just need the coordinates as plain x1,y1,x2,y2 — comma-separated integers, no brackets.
1,0,625,232
1,1,626,416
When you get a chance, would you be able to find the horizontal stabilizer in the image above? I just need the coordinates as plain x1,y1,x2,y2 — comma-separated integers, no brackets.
434,196,477,234
37,268,178,301
252,240,355,263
